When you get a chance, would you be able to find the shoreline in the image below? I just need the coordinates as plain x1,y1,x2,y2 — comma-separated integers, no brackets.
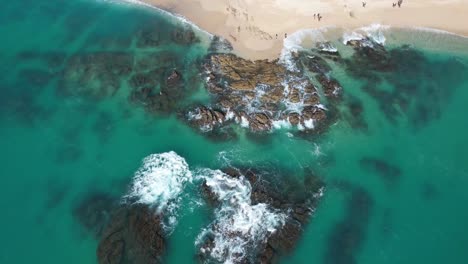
124,0,468,60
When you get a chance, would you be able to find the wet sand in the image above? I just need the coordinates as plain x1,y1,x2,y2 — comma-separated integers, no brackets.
139,0,468,60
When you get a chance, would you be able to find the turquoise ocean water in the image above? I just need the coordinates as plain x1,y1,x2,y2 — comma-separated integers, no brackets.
0,0,467,263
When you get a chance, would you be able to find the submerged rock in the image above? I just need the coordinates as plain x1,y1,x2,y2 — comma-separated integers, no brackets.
344,38,466,129
59,52,133,99
73,192,117,238
324,182,373,264
171,27,200,45
97,204,166,264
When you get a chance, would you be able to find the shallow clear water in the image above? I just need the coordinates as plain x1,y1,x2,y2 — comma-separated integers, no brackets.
0,1,468,264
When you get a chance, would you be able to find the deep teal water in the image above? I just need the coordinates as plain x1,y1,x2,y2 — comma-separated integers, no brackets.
0,1,468,263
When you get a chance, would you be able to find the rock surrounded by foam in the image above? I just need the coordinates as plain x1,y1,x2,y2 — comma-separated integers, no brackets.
96,152,192,264
196,167,325,263
185,52,343,134
196,169,287,264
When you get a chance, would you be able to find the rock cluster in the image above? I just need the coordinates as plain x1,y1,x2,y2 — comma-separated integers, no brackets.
186,53,340,133
199,167,325,263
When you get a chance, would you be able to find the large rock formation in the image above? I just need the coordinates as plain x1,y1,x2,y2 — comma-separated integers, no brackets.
185,52,342,134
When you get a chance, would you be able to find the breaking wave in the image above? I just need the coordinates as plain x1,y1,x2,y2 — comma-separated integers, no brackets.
280,27,331,71
195,169,287,264
123,151,192,231
342,24,390,45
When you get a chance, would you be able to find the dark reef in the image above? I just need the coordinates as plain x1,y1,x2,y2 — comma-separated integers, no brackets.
325,182,373,264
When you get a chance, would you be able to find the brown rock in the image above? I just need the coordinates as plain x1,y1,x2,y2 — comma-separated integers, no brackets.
249,113,272,132
288,113,301,126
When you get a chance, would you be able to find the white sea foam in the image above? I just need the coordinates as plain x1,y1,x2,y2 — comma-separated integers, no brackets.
240,116,250,128
361,24,390,45
280,28,331,71
342,24,390,46
316,41,338,53
304,119,315,129
123,152,192,230
342,31,366,45
186,109,202,121
272,119,293,130
225,110,236,121
195,169,287,264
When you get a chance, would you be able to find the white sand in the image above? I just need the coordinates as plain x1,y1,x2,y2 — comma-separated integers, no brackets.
140,0,468,59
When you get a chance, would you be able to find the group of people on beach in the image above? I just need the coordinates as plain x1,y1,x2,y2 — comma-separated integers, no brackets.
393,0,404,8
313,13,322,21
274,0,405,41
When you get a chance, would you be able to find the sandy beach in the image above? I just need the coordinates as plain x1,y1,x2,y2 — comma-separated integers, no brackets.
139,0,468,60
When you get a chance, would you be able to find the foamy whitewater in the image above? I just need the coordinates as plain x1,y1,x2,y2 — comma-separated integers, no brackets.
123,151,287,257
342,24,390,46
124,152,192,230
195,169,287,264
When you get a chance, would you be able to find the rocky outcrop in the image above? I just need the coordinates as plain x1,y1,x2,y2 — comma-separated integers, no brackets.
186,106,227,131
198,167,325,264
186,52,340,134
208,54,286,91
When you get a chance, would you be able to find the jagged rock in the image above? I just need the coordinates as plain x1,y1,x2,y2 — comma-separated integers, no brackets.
186,106,227,131
249,113,272,132
287,88,301,103
97,205,165,264
206,54,286,91
288,113,301,126
199,167,325,264
302,106,327,122
194,52,344,134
